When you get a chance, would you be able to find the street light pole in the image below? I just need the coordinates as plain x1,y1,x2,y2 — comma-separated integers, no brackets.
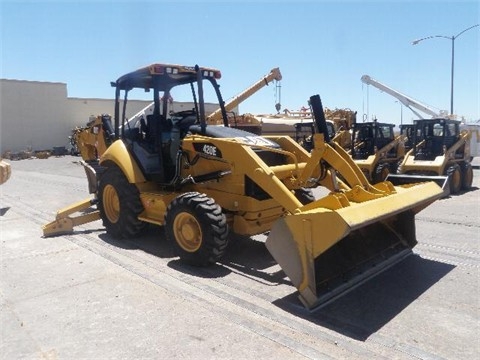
412,24,479,116
395,100,403,125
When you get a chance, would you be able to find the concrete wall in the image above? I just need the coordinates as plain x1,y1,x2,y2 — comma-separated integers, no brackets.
1,79,70,153
1,79,229,154
67,98,154,129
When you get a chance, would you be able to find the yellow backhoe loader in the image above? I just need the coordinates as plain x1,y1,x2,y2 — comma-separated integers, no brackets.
387,118,473,196
350,121,406,184
43,63,443,309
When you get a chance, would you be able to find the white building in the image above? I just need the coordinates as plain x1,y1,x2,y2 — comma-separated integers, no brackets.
0,79,225,154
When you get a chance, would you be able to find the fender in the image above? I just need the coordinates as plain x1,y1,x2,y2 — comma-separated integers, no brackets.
100,140,146,183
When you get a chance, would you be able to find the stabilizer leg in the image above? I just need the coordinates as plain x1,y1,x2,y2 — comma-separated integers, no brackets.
42,198,100,237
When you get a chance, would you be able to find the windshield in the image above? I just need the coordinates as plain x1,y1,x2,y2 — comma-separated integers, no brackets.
120,77,223,136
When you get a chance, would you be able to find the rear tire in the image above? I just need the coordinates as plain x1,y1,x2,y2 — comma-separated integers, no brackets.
461,162,473,190
165,192,228,266
98,165,146,238
445,163,462,194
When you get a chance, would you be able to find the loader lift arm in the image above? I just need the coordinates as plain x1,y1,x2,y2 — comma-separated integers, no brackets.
265,95,444,309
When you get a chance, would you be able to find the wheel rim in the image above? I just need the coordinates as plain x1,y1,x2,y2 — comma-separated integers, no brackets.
173,212,202,252
451,168,461,192
103,184,120,223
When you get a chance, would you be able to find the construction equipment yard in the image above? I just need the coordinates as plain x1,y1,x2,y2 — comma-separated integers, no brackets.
1,155,479,360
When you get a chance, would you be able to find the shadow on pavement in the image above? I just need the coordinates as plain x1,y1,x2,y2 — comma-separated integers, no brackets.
91,222,454,339
168,234,290,284
98,224,174,257
98,228,288,285
273,254,455,340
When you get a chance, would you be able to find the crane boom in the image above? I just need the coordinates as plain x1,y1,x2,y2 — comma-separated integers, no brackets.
207,68,282,124
361,75,448,119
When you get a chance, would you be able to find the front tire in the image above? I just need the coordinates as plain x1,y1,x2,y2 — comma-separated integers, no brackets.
165,192,228,266
98,165,146,238
461,162,473,190
373,162,390,184
445,163,462,194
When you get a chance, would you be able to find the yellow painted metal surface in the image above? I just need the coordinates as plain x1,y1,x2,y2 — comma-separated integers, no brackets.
100,140,146,184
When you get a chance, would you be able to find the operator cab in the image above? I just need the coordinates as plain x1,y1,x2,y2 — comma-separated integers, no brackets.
351,121,396,160
400,124,415,152
413,118,462,160
112,63,278,184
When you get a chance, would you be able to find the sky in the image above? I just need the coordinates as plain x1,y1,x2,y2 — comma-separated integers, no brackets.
1,0,479,126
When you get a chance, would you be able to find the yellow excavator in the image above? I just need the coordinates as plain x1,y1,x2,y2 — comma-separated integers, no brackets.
43,63,443,309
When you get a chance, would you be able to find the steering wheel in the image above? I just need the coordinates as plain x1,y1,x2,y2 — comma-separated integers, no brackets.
171,109,197,130
171,110,196,119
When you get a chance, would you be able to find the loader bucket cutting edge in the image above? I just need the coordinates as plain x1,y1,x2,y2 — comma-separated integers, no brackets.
386,174,450,197
265,181,443,310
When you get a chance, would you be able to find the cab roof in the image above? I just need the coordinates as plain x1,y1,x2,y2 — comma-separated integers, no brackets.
353,121,395,127
413,118,460,125
111,63,222,92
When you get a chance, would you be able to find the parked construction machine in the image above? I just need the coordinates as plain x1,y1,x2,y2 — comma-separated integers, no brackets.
388,118,473,195
42,63,444,309
207,67,282,131
258,106,355,152
399,124,415,153
361,74,480,157
324,107,356,150
350,121,406,183
0,158,11,185
69,114,116,162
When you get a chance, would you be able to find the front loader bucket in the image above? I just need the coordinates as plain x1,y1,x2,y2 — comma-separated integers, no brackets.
265,181,443,310
386,174,450,197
